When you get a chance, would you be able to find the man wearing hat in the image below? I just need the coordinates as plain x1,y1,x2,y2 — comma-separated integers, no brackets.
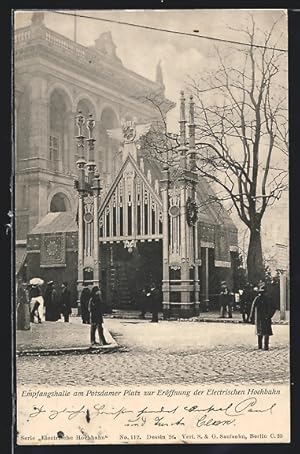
219,281,233,318
60,282,72,322
44,281,59,321
249,282,277,350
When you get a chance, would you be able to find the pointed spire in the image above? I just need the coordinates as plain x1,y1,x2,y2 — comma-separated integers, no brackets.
179,91,187,169
179,91,187,147
156,60,164,88
188,95,196,171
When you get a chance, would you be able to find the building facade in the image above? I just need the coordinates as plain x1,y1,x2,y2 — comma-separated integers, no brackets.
15,12,238,315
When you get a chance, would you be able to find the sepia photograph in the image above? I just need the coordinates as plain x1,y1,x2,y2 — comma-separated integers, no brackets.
14,9,289,445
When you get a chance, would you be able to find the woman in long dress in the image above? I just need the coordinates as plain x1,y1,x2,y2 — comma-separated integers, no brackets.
16,281,31,330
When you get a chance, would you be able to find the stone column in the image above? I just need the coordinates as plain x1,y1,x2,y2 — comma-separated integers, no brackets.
204,247,210,310
194,223,200,313
93,176,101,287
77,194,84,287
179,180,190,306
280,271,287,321
160,166,170,315
28,76,48,168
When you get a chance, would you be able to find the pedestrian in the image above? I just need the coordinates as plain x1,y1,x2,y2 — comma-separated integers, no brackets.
44,281,60,321
139,287,148,319
80,283,91,324
249,282,277,351
29,284,44,323
16,280,31,330
88,286,108,346
219,281,233,318
60,282,72,322
146,282,160,323
240,283,255,323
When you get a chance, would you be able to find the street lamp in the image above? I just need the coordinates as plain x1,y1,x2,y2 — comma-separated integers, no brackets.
74,110,101,290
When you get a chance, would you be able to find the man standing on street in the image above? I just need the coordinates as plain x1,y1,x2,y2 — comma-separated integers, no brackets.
219,281,233,318
89,286,108,346
80,283,91,324
60,282,72,323
146,282,160,323
240,283,255,323
249,282,277,351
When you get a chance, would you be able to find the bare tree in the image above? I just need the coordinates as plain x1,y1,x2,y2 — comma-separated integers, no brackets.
140,16,288,284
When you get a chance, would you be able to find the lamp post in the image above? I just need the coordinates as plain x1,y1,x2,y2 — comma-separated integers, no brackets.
74,111,101,292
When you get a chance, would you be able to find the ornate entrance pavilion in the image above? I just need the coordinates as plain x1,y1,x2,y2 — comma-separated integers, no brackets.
75,93,238,317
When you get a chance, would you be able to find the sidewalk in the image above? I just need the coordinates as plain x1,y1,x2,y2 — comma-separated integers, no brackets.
16,320,119,356
106,309,289,325
16,310,288,357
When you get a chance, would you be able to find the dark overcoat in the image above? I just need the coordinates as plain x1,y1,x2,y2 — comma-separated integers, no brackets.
17,284,30,330
80,287,91,319
240,287,254,313
45,287,60,321
89,293,104,324
250,293,276,336
146,287,160,313
60,288,72,316
219,289,231,307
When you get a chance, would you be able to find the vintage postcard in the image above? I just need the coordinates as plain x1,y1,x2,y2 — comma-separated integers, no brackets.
14,9,289,445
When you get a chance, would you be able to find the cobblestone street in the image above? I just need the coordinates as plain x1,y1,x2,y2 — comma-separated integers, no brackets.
17,318,289,386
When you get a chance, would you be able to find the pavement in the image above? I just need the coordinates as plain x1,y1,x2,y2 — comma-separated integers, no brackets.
16,316,289,386
16,309,288,356
16,320,118,356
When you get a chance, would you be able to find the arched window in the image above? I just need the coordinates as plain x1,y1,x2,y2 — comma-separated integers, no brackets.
49,89,71,172
50,193,71,213
99,107,119,181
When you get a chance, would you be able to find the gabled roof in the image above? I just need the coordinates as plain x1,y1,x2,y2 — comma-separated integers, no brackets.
99,153,162,216
29,212,78,235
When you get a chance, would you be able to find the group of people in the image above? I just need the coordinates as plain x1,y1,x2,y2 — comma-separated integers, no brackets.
16,280,72,328
17,279,109,347
17,276,277,351
219,280,277,350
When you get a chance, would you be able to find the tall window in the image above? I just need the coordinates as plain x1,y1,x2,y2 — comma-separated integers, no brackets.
49,89,69,172
49,135,60,170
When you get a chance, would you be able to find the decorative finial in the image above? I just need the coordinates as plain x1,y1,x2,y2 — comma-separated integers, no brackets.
188,94,196,171
179,91,186,147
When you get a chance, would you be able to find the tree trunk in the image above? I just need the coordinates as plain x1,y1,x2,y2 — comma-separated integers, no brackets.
247,227,264,285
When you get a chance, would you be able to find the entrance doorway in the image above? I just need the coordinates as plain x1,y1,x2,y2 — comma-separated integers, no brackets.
100,240,162,311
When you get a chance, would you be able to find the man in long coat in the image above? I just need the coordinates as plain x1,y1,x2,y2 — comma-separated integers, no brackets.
44,281,60,321
60,282,72,322
249,283,277,350
89,286,108,346
240,283,255,323
146,282,160,323
219,281,233,318
80,283,91,324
